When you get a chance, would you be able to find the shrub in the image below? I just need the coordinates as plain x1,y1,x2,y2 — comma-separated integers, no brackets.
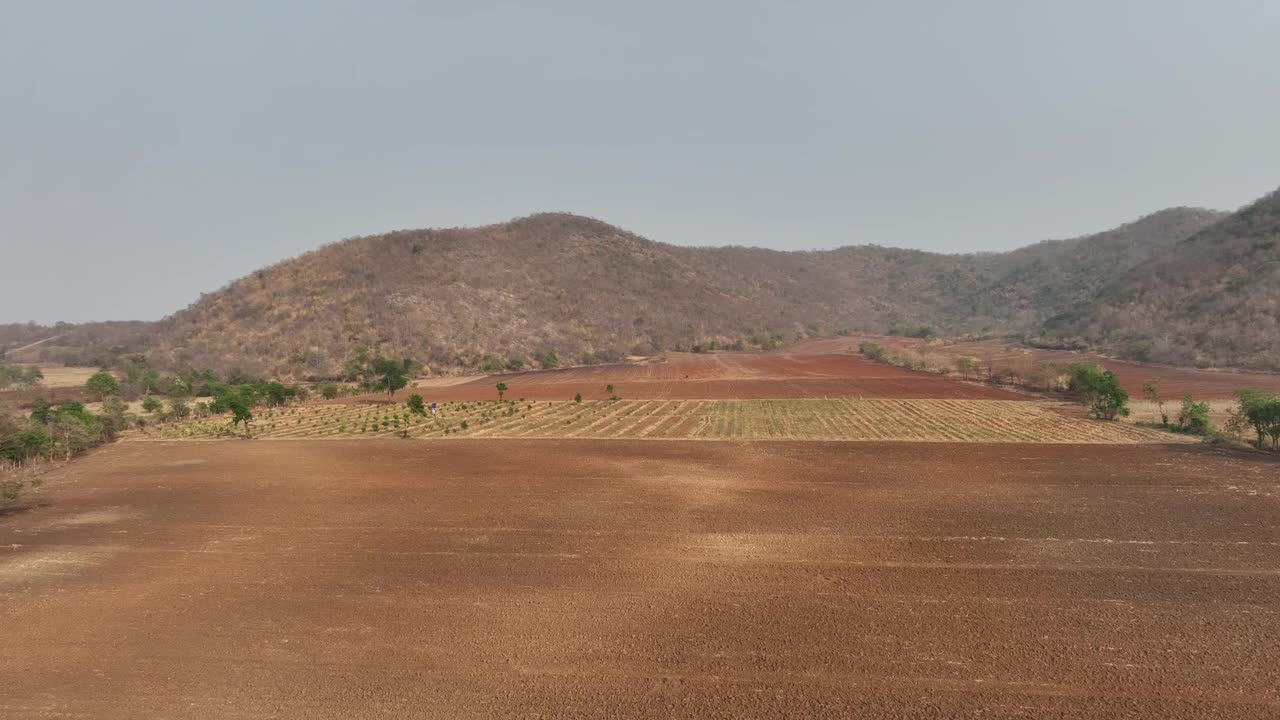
406,394,427,416
85,371,120,400
1069,363,1130,420
858,342,887,362
574,393,582,403
1176,395,1212,435
1227,390,1280,450
320,383,340,399
141,395,163,414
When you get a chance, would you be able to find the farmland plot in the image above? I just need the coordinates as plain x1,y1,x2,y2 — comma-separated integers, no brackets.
136,399,1185,444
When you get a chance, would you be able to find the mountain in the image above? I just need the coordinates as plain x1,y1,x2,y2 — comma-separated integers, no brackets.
1044,188,1280,370
128,207,1217,378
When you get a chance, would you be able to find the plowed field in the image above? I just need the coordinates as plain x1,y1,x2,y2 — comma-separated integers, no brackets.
352,352,1023,402
4,440,1278,718
803,337,1280,399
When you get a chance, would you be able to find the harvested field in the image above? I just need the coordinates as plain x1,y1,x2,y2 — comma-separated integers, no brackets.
136,398,1184,444
808,337,1280,400
3,440,1279,718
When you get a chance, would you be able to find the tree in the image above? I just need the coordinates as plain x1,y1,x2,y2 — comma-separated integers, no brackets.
574,392,582,403
540,350,559,369
1176,394,1211,435
99,395,132,437
1229,390,1280,450
406,394,427,416
1069,363,1130,420
606,384,614,396
1142,378,1167,426
496,382,508,401
262,381,293,407
168,397,191,420
30,397,52,424
320,383,340,400
372,357,412,398
141,395,163,414
85,371,120,401
166,377,191,398
954,356,978,379
211,385,257,435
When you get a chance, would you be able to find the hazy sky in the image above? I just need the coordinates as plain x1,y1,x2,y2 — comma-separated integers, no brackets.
3,1,1279,323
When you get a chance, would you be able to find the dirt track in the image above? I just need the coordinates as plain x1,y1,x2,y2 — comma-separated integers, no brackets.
4,440,1279,718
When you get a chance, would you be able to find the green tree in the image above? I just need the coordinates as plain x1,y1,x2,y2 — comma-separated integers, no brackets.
1228,390,1280,450
166,377,191,398
372,358,412,398
406,394,427,416
262,381,293,407
1176,394,1211,435
496,382,508,401
1069,363,1130,420
320,382,340,399
540,350,559,369
99,396,132,437
211,385,257,435
85,371,120,401
141,395,163,414
954,356,978,379
30,397,52,424
606,384,614,396
1142,378,1167,426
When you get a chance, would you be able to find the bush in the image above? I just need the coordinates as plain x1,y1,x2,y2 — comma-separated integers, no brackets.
85,371,120,400
168,397,191,421
574,393,582,403
320,383,340,400
141,395,163,414
1228,390,1280,450
1176,395,1212,435
1069,363,1130,420
406,394,427,416
858,342,887,362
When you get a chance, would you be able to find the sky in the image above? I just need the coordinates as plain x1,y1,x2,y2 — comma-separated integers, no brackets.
2,1,1279,323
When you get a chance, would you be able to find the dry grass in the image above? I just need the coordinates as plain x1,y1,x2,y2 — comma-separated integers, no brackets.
26,365,100,388
132,398,1187,445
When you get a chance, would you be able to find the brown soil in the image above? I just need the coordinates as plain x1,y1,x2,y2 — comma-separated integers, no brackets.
363,353,1024,402
3,440,1278,718
798,337,1280,400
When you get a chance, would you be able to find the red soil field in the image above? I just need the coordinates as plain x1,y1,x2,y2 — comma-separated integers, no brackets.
354,352,1024,402
798,337,1280,399
4,440,1279,718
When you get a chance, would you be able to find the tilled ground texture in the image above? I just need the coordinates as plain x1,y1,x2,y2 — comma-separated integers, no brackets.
803,337,1280,400
135,398,1184,444
3,440,1279,719
347,352,1024,402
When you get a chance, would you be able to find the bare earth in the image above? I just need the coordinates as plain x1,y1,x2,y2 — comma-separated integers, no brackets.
4,440,1279,719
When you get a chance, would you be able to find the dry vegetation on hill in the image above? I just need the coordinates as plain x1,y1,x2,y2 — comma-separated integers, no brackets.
131,208,1221,378
1046,188,1280,369
9,197,1277,377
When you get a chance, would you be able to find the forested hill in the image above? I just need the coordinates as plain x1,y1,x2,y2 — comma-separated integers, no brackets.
1044,187,1280,370
4,202,1251,377
138,207,1221,377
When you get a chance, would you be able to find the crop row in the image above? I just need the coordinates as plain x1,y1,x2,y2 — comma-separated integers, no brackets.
132,398,1185,444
